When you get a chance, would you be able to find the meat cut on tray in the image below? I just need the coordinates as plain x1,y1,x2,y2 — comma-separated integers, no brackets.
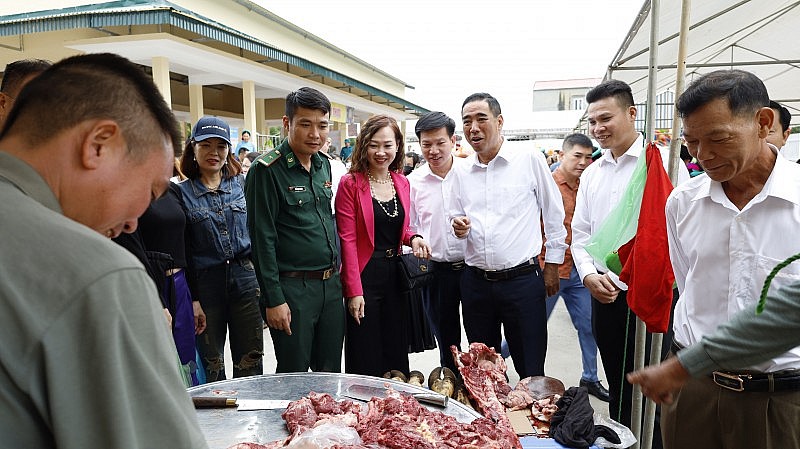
228,390,522,449
224,344,569,448
452,342,565,439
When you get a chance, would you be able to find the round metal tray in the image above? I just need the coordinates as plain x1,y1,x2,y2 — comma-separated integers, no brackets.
188,372,481,448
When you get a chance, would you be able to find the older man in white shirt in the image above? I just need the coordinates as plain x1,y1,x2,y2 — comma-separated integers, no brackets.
661,70,800,449
408,111,468,374
451,93,567,379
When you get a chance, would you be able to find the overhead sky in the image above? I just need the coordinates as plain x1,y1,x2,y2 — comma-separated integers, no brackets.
256,0,644,127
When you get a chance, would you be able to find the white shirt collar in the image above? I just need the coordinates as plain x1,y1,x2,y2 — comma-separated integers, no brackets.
469,138,512,168
597,134,645,166
693,144,800,207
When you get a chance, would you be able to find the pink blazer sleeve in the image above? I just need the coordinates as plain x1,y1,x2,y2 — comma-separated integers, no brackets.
335,173,370,298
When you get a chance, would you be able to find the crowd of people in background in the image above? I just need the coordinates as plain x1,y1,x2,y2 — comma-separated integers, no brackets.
3,53,800,449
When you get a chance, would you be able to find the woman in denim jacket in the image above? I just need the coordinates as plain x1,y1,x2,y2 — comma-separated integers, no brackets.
178,116,263,381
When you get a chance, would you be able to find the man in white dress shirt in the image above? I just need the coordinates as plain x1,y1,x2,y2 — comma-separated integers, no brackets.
451,93,567,379
571,80,688,443
661,70,800,449
767,100,791,155
408,112,468,373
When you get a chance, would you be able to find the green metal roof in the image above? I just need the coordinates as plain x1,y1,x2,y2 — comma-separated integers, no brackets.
0,0,428,115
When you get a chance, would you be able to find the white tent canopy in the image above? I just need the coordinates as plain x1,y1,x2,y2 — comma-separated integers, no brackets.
607,0,800,126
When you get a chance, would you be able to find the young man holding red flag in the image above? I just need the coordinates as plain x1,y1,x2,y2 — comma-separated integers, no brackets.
571,80,688,444
658,70,800,449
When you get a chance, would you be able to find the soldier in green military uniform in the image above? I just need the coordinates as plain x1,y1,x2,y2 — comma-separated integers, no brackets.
245,87,344,372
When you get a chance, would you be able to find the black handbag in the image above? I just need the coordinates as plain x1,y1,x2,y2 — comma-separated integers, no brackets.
398,253,435,291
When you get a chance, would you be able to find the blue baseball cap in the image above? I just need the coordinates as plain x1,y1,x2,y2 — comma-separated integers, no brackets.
192,116,231,145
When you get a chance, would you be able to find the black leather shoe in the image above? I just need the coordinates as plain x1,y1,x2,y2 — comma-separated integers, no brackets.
580,379,610,402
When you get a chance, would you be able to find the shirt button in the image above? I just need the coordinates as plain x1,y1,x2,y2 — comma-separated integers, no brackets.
221,230,228,235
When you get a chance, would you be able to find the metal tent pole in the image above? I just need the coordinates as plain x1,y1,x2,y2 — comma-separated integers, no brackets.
631,0,661,448
641,2,692,449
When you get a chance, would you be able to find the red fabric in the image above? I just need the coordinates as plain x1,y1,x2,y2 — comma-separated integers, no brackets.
618,143,676,333
334,171,415,298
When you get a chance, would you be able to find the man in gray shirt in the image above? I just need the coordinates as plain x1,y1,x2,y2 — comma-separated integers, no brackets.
0,53,208,449
629,279,800,404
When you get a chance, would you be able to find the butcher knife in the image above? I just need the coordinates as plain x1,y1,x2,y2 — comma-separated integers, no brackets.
344,385,448,408
192,396,291,410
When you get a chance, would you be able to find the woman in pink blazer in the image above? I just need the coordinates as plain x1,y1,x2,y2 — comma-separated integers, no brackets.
335,115,431,377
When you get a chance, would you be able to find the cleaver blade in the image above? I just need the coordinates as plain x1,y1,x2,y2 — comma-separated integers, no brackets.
236,399,292,411
344,384,448,408
191,396,290,410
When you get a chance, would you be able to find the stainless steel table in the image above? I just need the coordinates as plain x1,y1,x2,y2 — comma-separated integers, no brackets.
188,373,481,449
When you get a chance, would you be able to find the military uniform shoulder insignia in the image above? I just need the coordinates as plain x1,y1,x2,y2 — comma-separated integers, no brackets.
255,149,282,167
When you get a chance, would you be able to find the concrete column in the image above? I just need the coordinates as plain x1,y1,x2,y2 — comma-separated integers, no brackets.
242,80,257,135
189,84,204,125
151,56,172,106
255,98,266,135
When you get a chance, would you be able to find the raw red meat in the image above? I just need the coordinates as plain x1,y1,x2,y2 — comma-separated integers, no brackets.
451,343,523,449
232,388,521,448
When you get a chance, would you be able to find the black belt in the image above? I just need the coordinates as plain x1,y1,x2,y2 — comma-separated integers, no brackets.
711,370,800,393
372,248,399,259
671,340,800,392
432,260,466,271
468,258,539,282
280,267,335,280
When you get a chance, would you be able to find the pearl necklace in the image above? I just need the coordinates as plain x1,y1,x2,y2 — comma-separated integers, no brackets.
368,172,399,218
368,171,392,184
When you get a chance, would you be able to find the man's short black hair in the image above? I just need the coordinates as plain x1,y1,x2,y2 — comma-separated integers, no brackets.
676,70,768,119
586,79,635,109
415,111,456,139
769,100,791,133
462,92,502,117
0,59,51,97
285,87,331,121
562,133,593,152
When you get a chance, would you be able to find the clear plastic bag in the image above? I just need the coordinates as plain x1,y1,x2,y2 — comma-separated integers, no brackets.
286,421,363,448
593,414,637,448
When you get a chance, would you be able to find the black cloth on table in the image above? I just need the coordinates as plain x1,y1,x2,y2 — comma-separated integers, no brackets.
550,386,621,449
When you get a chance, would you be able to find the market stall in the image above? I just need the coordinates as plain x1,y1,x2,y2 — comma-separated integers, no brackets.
189,346,633,448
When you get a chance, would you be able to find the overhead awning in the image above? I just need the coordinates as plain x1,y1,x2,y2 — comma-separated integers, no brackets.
606,0,800,125
0,0,429,117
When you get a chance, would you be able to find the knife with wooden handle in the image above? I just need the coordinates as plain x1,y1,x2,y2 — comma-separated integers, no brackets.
192,397,237,408
191,397,291,410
